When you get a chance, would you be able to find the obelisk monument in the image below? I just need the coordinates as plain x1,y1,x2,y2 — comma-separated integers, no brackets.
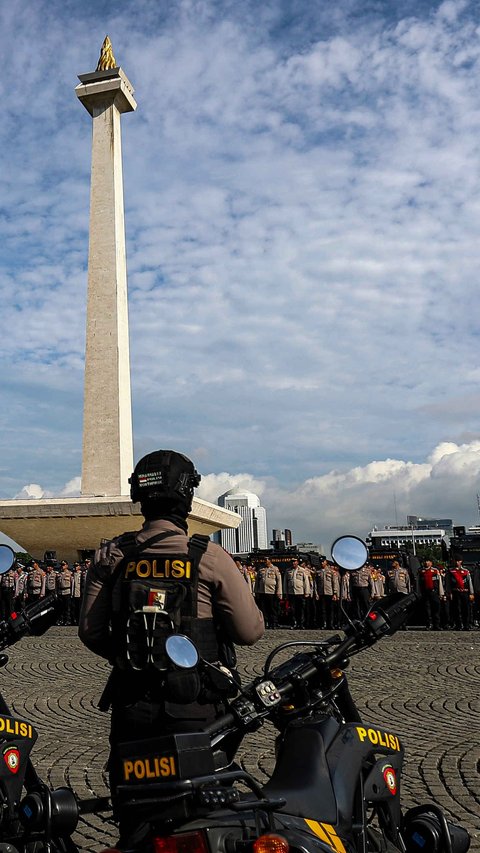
75,37,136,496
0,39,241,559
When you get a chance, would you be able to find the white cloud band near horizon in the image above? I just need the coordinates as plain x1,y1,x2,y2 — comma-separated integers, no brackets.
8,439,480,549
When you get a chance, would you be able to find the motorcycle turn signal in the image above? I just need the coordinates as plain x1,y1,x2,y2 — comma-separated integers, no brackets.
253,835,289,853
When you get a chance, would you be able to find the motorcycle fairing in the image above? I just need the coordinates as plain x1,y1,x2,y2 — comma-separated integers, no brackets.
327,722,404,841
263,718,338,822
363,760,399,801
262,717,404,845
304,819,349,853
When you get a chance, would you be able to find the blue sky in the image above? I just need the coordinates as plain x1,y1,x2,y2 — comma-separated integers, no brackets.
2,0,480,548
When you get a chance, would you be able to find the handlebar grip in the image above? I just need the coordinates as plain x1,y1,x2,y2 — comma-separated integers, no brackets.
382,591,418,630
203,712,236,736
3,594,59,646
23,593,57,623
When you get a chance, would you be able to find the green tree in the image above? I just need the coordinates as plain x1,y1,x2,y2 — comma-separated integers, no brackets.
15,551,32,565
410,544,443,564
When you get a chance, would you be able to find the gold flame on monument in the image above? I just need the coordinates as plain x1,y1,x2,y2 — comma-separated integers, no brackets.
96,36,117,71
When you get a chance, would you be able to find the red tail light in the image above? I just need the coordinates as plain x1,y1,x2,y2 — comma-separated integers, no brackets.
153,830,209,853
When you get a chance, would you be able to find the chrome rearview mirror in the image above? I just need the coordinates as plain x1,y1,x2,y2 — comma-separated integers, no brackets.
0,545,15,575
331,536,368,572
165,634,199,669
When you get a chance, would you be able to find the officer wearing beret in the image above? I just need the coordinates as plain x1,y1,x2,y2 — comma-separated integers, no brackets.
79,450,264,837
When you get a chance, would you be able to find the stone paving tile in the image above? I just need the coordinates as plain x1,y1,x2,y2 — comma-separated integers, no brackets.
0,626,478,851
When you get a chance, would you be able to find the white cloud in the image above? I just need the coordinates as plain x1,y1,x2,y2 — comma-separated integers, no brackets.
1,0,480,524
197,472,267,504
260,439,480,547
8,440,480,549
14,484,47,501
59,477,82,497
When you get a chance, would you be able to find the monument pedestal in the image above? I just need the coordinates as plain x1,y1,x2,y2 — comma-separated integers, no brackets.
0,497,240,563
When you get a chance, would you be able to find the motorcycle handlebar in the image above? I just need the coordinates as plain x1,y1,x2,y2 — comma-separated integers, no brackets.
0,594,59,650
203,712,236,737
205,591,419,740
324,591,419,666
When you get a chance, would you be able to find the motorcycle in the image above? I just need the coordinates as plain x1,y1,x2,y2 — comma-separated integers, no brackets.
0,540,470,853
0,544,79,853
99,536,470,853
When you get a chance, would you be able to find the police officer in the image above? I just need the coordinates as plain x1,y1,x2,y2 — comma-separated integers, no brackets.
246,564,257,595
255,558,282,628
322,561,341,629
57,561,72,625
44,564,58,598
14,564,27,611
234,559,253,593
471,562,480,628
417,559,444,630
446,559,474,630
313,558,327,628
71,563,85,625
285,558,311,629
386,560,411,595
78,450,264,837
369,566,385,601
28,560,45,600
1,568,16,619
350,563,372,619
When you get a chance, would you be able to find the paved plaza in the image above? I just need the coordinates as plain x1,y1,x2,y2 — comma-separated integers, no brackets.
2,626,479,851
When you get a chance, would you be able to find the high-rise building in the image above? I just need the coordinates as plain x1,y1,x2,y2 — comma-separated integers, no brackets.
217,490,268,554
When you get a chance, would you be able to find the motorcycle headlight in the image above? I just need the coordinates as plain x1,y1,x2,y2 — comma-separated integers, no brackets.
403,808,470,853
19,787,78,836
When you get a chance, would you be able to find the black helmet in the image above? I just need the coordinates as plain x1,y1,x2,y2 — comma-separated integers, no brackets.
129,450,201,507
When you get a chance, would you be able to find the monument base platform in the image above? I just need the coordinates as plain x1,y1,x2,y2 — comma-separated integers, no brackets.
0,496,240,562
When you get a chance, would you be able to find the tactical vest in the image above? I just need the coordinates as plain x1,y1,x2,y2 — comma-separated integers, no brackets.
110,530,220,673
